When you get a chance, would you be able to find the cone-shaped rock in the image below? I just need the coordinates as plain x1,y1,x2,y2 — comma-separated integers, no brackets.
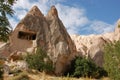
45,6,77,75
46,5,58,19
10,5,48,52
0,5,77,75
28,5,43,16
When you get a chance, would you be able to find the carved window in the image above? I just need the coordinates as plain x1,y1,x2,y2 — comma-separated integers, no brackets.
18,31,36,40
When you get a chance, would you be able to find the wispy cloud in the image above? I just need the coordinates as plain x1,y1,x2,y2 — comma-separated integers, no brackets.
79,20,115,35
56,4,89,34
90,21,115,34
9,0,115,35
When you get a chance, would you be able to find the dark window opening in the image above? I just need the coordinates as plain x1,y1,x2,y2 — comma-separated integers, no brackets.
18,31,36,40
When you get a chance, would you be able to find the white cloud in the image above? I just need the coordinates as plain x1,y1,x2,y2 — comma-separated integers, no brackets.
9,0,115,35
9,18,18,29
55,4,89,34
89,20,115,34
12,0,53,20
15,9,27,20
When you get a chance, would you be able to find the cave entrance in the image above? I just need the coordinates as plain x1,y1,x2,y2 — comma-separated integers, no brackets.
18,31,36,40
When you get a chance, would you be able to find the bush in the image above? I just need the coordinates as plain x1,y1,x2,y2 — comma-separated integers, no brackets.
25,47,54,73
64,56,107,79
0,66,3,79
104,41,120,80
0,60,4,79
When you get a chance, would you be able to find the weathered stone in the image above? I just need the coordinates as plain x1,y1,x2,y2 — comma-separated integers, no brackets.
70,19,120,67
4,60,28,74
0,4,120,75
0,5,77,75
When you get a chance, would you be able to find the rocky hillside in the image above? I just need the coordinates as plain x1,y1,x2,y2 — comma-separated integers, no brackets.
0,5,120,76
70,19,120,67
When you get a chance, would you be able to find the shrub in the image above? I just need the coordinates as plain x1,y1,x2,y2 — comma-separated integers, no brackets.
25,47,54,73
104,41,120,80
0,60,4,79
0,66,3,79
64,56,107,79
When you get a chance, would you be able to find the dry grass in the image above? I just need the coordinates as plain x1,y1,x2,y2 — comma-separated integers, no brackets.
3,71,110,80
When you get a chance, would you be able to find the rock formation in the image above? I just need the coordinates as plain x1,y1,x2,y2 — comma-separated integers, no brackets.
70,19,120,67
0,5,120,75
0,6,77,75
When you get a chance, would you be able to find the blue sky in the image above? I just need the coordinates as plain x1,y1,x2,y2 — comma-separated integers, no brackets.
63,0,120,24
9,0,120,35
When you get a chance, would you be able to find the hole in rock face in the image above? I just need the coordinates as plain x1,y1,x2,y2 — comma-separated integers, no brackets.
18,31,36,40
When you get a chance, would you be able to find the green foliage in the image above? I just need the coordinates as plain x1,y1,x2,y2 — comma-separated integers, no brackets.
0,60,4,79
104,41,120,80
0,0,16,42
25,47,54,72
64,56,107,79
7,0,17,5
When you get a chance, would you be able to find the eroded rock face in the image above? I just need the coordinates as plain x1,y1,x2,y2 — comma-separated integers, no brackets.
0,5,76,75
0,4,120,75
70,19,120,67
114,19,120,41
71,35,107,67
45,6,76,75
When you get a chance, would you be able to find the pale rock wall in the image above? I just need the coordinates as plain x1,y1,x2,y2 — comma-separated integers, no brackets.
70,19,120,67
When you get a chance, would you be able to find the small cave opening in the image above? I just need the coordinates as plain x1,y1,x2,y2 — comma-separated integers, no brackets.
18,31,36,40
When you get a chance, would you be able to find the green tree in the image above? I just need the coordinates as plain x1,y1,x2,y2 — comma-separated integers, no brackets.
25,48,54,73
64,56,107,79
0,0,16,42
104,41,120,80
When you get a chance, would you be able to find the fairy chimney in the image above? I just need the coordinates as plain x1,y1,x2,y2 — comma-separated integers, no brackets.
9,5,77,75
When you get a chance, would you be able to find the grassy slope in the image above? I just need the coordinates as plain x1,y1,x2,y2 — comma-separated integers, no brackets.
3,71,110,80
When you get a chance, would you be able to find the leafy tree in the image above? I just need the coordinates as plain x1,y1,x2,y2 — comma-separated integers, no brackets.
25,47,54,73
104,41,120,80
0,0,16,42
64,56,107,79
7,0,17,5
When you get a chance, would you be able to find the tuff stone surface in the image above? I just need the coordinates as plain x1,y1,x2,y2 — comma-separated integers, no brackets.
0,5,120,75
70,19,120,67
0,5,77,75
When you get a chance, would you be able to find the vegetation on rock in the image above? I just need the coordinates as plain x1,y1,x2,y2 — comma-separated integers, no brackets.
104,41,120,80
64,56,107,79
25,47,54,73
